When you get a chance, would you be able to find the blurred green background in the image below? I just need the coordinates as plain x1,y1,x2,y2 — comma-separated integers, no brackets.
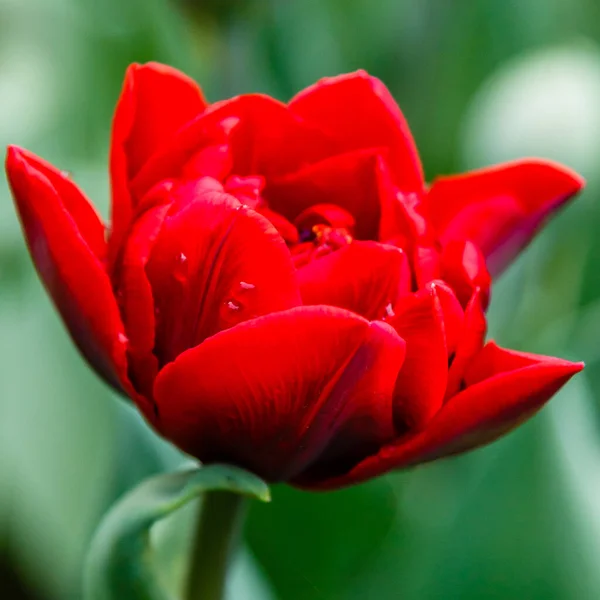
2,0,600,598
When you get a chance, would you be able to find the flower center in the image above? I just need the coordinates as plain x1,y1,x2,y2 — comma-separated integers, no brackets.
288,204,355,268
222,176,357,268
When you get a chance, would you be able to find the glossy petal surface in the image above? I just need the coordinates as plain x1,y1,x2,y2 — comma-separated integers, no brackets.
145,182,301,365
109,62,208,266
298,241,410,320
289,70,424,192
426,160,584,276
445,289,487,398
309,343,582,488
6,147,131,396
266,148,394,240
115,187,172,399
388,285,449,431
154,307,405,482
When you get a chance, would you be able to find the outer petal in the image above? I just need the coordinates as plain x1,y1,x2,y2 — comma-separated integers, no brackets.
5,147,133,399
153,307,405,482
130,94,334,201
298,241,411,320
308,342,582,489
425,160,584,276
289,70,424,193
8,147,106,260
109,62,208,267
145,182,301,365
387,284,449,431
265,148,395,240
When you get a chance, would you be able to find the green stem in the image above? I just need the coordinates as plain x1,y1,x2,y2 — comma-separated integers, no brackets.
184,491,247,600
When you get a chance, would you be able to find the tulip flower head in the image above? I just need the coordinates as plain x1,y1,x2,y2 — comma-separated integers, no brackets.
6,63,584,488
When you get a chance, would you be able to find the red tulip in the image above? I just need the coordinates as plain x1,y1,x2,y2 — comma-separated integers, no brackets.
5,63,584,487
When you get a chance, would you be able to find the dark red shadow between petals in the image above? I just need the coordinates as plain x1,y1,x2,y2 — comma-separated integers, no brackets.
265,148,395,240
305,343,582,489
388,284,449,431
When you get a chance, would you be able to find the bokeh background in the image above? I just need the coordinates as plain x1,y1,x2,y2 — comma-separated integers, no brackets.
2,0,600,598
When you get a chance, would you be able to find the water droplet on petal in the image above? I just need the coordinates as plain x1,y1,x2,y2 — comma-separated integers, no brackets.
226,299,242,312
173,252,188,283
384,303,395,319
219,297,246,325
118,332,129,345
219,282,258,324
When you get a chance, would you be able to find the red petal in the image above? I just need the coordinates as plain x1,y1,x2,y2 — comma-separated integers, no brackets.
432,280,465,356
445,289,487,398
129,109,236,202
311,343,582,489
153,306,405,482
130,94,333,201
289,70,424,193
224,95,336,178
8,148,107,260
108,62,208,268
440,239,491,309
377,158,427,244
413,244,441,287
463,340,545,386
294,203,356,233
114,184,173,399
425,160,585,276
223,175,264,208
5,146,140,404
113,62,207,182
223,175,300,244
387,284,449,431
145,183,301,365
258,207,299,245
298,241,410,320
181,142,232,181
265,148,395,240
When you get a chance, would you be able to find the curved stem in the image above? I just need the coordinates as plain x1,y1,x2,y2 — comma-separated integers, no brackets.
185,491,247,600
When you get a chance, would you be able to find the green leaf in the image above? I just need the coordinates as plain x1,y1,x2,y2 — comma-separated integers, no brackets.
83,465,270,600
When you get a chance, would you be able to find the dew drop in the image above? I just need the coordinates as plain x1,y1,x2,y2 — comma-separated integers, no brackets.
173,252,188,283
385,303,395,319
219,297,245,324
226,299,242,312
219,282,256,323
118,332,129,345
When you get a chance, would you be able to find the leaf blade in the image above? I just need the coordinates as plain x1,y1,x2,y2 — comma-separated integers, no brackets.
84,464,270,600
